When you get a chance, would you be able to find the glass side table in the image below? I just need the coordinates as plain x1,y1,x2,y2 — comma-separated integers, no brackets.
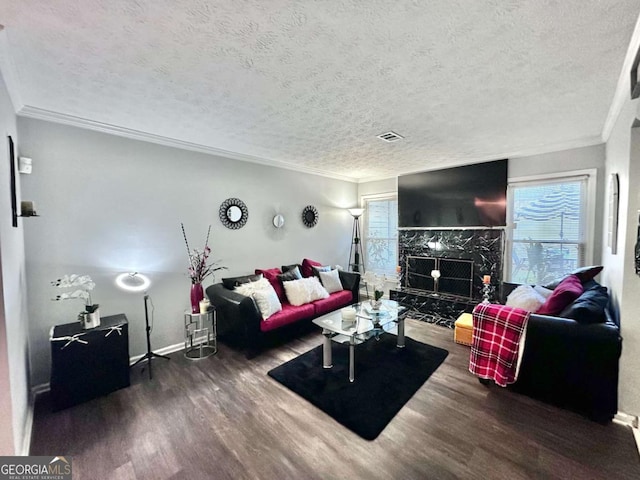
183,309,217,360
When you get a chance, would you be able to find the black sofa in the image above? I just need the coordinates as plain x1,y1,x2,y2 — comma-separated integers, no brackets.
207,268,360,357
498,281,622,422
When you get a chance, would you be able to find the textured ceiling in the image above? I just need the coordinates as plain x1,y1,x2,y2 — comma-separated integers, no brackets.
0,1,638,182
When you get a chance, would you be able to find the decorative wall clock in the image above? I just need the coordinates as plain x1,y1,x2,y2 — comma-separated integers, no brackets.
273,214,285,228
219,198,248,229
302,205,318,228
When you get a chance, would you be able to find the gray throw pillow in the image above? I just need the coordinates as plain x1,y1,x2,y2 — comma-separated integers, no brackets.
277,266,302,283
319,269,344,294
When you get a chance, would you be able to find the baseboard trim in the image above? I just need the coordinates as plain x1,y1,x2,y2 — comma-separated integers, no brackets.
613,411,639,428
18,392,35,456
613,411,640,457
31,382,50,396
128,342,184,365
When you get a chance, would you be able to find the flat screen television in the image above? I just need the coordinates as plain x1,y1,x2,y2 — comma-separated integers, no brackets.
398,159,508,228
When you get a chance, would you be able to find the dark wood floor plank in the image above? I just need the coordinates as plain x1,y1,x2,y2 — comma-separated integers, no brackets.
30,319,640,479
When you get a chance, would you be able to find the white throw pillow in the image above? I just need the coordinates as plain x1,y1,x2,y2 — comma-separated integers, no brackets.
252,286,282,320
319,269,344,294
506,285,546,312
235,278,282,320
283,277,330,306
534,285,554,299
234,277,270,296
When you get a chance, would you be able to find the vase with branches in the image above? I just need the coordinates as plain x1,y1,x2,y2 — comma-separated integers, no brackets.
181,223,226,313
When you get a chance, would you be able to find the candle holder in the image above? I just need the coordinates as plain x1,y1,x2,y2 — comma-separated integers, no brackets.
482,282,492,304
431,269,441,296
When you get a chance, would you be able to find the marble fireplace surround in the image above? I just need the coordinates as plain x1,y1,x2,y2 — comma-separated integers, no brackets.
394,229,505,327
399,229,504,298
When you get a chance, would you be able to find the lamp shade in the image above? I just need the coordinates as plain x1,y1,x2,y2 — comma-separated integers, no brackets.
115,272,151,292
348,208,365,218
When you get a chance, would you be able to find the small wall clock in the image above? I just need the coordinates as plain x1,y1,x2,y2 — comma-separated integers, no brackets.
273,214,285,229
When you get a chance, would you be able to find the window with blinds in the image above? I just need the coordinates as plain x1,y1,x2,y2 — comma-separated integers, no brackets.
363,195,398,277
508,176,587,284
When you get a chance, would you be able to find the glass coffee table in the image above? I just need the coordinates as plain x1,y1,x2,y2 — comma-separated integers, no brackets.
312,299,406,382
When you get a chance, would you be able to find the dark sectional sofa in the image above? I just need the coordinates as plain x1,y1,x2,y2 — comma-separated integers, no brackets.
500,278,622,422
206,261,360,357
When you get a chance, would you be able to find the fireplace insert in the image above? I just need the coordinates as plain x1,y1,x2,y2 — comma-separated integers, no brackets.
405,256,474,299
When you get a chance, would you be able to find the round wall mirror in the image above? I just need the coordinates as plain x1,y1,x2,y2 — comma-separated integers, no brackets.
273,214,285,228
302,205,319,228
219,198,248,229
227,205,242,222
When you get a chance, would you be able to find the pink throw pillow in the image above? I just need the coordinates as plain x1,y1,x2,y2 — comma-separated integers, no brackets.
255,268,285,301
536,274,584,316
301,258,322,278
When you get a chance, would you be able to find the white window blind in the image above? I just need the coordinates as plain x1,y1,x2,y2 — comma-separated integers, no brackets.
508,176,588,284
363,195,398,276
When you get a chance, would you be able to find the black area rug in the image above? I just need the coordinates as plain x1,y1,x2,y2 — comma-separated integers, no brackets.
267,335,449,440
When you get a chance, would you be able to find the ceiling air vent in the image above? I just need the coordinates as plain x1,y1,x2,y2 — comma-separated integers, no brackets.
377,131,404,142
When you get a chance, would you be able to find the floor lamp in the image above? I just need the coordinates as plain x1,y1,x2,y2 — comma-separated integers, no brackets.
347,208,365,273
116,272,170,380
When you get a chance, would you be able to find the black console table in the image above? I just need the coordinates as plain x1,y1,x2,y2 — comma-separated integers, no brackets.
50,313,130,411
389,288,479,328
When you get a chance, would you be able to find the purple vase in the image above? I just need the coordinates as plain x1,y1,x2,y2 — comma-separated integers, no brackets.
190,283,204,314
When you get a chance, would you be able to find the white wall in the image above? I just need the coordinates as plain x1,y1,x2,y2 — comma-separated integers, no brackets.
602,35,640,416
0,72,31,454
358,178,396,200
17,118,358,386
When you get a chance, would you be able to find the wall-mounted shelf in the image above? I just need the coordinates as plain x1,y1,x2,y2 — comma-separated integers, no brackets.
8,135,40,226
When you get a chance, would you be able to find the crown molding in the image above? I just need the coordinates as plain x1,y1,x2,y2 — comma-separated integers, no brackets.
602,13,640,142
17,105,359,183
0,28,24,112
505,135,604,160
356,174,398,184
17,107,602,186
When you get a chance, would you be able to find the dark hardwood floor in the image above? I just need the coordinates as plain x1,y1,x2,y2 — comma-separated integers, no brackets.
31,319,640,479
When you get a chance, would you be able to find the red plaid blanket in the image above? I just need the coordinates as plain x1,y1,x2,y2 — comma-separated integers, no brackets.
469,303,530,387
